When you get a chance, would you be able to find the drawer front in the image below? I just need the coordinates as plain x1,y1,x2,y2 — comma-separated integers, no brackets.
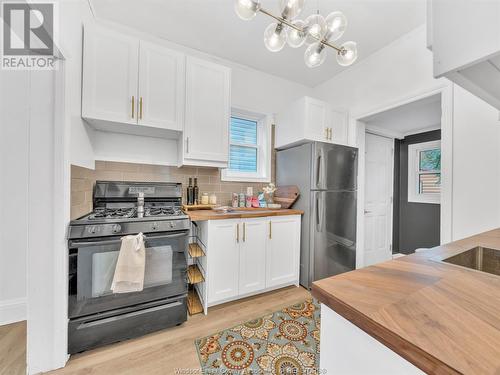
68,296,187,354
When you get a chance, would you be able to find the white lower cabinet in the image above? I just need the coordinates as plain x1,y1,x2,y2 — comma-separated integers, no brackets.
239,218,268,295
206,219,240,303
266,216,301,288
204,215,301,306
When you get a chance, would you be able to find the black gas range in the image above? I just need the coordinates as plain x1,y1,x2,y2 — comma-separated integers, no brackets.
67,181,190,354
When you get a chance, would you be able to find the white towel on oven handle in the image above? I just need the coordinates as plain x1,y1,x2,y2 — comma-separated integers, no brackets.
111,232,146,293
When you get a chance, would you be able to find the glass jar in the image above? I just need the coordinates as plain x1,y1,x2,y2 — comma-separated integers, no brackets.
201,193,209,205
209,193,217,205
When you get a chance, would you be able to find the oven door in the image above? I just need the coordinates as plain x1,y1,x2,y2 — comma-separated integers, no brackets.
68,231,188,319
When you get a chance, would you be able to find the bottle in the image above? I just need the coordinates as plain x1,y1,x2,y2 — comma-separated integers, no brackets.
193,177,199,205
187,177,194,205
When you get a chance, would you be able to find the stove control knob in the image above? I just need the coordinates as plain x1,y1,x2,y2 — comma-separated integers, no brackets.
151,222,158,231
169,221,175,229
87,226,97,234
112,224,122,234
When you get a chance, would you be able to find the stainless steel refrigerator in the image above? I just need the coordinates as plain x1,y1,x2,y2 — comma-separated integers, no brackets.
276,141,358,289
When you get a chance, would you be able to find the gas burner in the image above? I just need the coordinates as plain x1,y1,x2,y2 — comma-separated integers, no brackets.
88,207,137,220
145,206,182,217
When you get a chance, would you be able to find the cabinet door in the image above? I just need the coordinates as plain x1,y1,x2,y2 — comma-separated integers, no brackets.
305,97,329,142
138,41,185,130
82,25,139,124
331,110,348,145
239,218,268,295
207,219,240,304
184,57,231,164
266,216,300,288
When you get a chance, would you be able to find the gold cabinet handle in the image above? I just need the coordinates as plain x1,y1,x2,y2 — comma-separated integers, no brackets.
131,96,135,118
243,222,246,242
139,97,143,119
236,223,239,243
325,128,329,140
330,128,333,140
269,221,272,240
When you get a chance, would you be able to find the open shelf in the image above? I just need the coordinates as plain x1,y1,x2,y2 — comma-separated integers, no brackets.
187,288,203,316
188,242,205,258
187,264,204,284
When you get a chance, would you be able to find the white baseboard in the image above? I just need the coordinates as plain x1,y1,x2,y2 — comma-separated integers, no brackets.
0,297,27,325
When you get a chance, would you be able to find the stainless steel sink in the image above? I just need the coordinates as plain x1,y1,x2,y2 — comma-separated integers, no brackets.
442,246,500,277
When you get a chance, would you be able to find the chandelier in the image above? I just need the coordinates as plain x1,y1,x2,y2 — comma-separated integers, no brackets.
234,0,358,68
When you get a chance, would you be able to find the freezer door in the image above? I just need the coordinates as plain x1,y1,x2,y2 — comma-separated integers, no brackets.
312,142,358,191
310,190,356,284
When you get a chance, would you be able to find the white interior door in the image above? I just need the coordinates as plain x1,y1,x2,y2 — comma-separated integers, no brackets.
364,133,394,266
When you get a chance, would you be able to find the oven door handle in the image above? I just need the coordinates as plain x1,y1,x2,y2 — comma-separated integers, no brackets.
69,232,187,247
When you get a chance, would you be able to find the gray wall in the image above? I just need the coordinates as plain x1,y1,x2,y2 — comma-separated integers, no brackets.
393,130,441,254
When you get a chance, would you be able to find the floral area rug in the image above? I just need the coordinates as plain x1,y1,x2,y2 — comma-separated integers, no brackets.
195,299,320,374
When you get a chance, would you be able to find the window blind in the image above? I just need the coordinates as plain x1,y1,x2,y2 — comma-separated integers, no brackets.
229,117,258,172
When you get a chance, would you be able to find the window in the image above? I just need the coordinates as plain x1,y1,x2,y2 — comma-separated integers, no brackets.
221,109,271,182
408,140,441,204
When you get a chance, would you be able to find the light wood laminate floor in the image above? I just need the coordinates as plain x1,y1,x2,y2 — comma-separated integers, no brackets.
0,321,26,375
48,286,310,374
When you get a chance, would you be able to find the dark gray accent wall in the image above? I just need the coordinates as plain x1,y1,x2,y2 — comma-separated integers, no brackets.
393,130,441,254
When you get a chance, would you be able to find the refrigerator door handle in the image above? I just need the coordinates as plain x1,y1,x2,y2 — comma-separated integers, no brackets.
315,148,324,189
316,194,324,232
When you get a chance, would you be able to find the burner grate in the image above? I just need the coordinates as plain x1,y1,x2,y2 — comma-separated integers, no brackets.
88,208,137,220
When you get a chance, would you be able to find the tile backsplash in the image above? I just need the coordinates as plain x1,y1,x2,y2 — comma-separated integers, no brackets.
71,127,276,220
71,161,271,220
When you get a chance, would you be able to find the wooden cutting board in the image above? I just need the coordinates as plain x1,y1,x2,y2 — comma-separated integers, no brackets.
274,185,300,209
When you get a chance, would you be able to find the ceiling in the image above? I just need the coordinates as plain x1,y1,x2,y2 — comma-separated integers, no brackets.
361,94,441,138
90,0,426,87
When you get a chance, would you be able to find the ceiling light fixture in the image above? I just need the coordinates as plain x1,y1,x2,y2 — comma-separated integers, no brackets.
234,0,358,68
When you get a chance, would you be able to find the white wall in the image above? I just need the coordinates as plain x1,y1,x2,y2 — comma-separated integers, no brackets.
0,70,29,325
62,0,96,170
452,84,500,238
312,25,500,247
70,16,312,169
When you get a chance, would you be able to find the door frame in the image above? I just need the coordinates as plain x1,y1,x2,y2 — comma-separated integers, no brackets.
353,84,453,268
363,132,395,265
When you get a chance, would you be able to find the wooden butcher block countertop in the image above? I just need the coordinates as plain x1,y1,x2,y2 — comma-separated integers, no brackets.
186,207,303,221
312,229,500,375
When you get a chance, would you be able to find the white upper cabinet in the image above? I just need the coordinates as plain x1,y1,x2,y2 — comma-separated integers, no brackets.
138,41,185,131
428,0,500,110
183,57,231,167
275,96,348,149
82,25,139,125
82,25,185,136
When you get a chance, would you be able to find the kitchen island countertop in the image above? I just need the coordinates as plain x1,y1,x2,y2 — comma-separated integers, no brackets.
312,228,500,374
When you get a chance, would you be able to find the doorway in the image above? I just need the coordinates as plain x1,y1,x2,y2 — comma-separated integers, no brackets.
359,93,444,265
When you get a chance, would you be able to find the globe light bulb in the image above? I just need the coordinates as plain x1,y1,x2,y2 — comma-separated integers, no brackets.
234,0,261,21
304,14,327,44
325,11,347,42
287,20,306,48
280,0,305,20
336,41,358,66
304,42,327,68
264,23,287,52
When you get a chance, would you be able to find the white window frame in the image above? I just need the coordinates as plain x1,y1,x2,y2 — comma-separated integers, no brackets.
408,140,441,204
221,108,272,183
